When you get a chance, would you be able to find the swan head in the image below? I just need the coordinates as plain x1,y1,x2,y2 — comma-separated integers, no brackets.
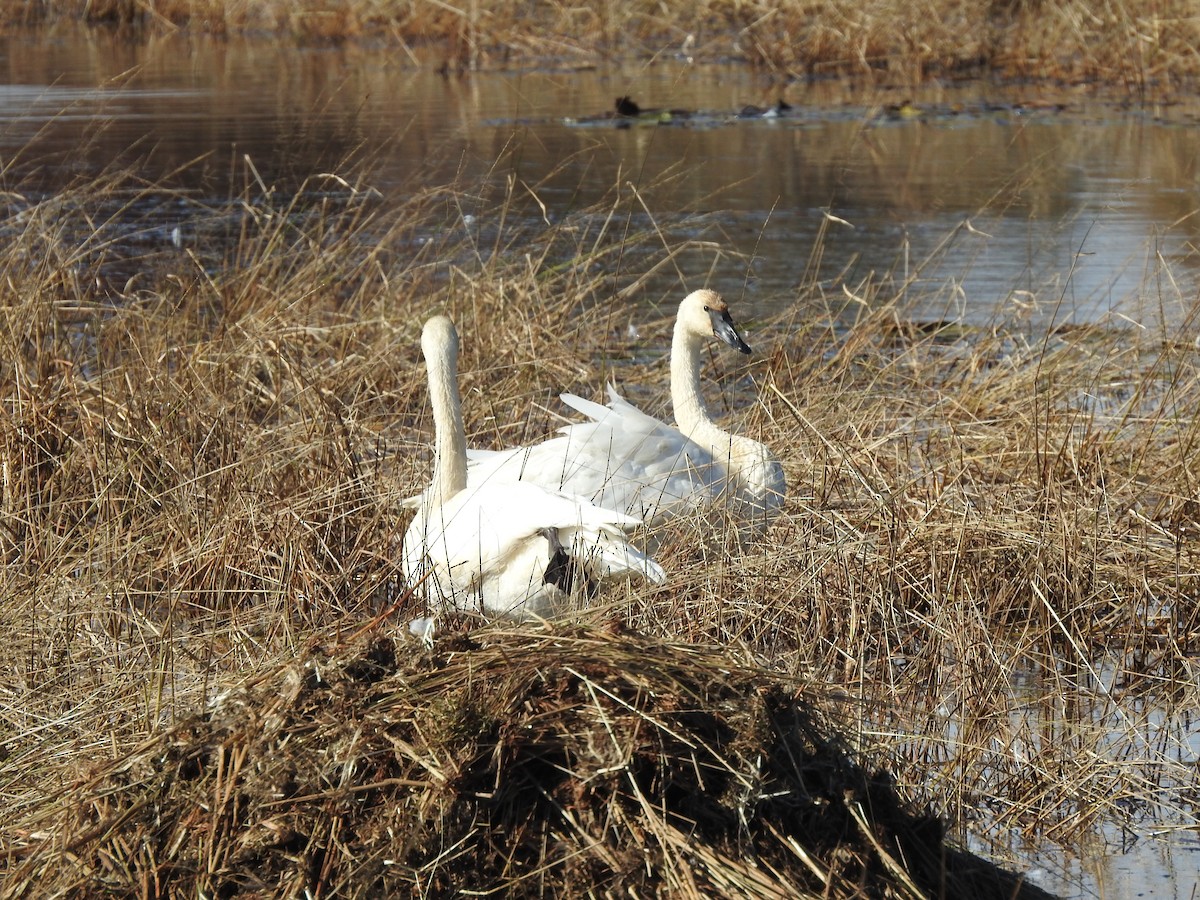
678,289,752,355
422,314,459,365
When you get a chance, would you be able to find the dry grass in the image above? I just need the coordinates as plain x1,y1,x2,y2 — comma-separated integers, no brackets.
0,159,1198,893
3,0,1200,90
1,628,1053,897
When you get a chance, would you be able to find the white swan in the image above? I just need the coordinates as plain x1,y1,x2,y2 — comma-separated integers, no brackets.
402,316,666,619
666,290,786,534
466,289,786,533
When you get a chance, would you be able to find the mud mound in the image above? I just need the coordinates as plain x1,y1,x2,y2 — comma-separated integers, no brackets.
3,626,1052,898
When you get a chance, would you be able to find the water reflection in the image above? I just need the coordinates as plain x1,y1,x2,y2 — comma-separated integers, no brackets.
3,26,1200,330
877,648,1200,899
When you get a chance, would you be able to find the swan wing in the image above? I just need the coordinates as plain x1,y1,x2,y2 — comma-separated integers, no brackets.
468,387,725,523
558,385,663,433
491,484,665,584
403,481,658,615
566,388,728,519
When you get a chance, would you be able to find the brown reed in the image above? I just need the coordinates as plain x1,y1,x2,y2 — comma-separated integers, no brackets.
0,157,1197,894
2,0,1200,90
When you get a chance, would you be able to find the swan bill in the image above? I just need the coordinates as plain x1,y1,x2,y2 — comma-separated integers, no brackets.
708,306,752,355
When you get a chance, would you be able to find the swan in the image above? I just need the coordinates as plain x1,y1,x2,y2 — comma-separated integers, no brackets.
666,290,786,534
402,315,666,619
466,289,786,534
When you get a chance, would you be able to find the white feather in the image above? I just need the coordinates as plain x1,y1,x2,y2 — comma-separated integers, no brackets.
402,316,665,619
466,290,785,535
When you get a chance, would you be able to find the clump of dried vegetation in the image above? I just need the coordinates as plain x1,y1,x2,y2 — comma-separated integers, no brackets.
3,629,1052,897
5,0,1200,90
0,159,1197,895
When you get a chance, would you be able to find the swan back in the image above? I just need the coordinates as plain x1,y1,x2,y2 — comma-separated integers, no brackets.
466,383,725,528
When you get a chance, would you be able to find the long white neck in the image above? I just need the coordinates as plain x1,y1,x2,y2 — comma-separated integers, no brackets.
426,335,468,507
671,316,728,453
668,302,786,529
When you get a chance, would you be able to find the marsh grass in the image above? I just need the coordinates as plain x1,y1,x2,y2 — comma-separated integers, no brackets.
1,158,1198,893
2,628,1054,898
7,0,1200,91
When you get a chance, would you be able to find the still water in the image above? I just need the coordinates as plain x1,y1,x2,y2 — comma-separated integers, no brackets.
4,27,1200,331
2,26,1199,899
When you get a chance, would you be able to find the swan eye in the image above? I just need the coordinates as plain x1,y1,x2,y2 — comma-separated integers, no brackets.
702,305,710,312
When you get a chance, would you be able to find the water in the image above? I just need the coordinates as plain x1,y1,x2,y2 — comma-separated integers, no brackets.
955,660,1200,899
3,25,1200,897
5,27,1200,331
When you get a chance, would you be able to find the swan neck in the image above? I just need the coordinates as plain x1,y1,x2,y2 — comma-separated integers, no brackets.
427,341,468,504
671,321,713,437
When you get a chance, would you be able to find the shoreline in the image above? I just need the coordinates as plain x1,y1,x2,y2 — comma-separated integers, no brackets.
2,1,1198,93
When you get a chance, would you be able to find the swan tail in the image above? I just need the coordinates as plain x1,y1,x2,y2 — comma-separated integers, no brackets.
559,391,612,423
563,384,640,420
566,528,667,585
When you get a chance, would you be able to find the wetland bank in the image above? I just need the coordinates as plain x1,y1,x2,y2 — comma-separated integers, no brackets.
3,5,1200,898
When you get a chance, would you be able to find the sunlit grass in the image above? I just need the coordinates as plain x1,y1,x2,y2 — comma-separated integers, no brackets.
1,157,1198,893
4,0,1200,89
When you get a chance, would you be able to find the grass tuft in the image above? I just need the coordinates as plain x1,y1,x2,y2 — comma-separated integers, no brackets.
3,627,1052,898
